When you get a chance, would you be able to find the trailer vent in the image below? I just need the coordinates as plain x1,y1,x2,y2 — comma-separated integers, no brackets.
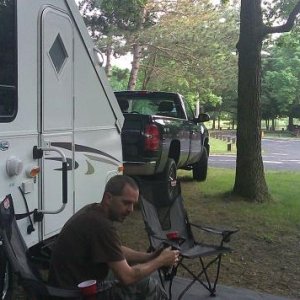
49,34,68,74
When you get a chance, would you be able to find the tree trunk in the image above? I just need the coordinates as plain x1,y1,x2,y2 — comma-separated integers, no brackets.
127,7,146,91
142,52,158,89
288,116,294,130
104,45,113,78
271,118,275,131
234,0,270,202
127,43,142,90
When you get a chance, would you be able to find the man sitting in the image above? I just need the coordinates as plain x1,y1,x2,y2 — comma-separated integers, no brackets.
49,175,180,299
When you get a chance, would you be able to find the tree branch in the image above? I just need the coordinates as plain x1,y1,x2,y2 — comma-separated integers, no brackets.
264,1,300,35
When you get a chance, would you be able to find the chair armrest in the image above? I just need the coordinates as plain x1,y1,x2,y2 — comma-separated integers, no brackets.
190,223,239,243
151,235,182,251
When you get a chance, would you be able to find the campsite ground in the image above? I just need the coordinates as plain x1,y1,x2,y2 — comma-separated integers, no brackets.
117,169,300,300
12,168,300,299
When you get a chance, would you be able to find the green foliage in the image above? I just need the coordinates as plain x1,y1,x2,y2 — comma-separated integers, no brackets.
262,31,300,119
109,66,145,90
80,0,239,114
137,0,238,114
109,66,130,90
100,0,153,31
267,0,300,19
79,0,156,65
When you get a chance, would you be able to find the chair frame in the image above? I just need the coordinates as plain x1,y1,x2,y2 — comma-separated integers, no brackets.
140,191,238,300
0,194,116,299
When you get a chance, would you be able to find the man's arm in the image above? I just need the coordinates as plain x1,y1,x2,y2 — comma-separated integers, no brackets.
121,246,158,264
108,247,179,286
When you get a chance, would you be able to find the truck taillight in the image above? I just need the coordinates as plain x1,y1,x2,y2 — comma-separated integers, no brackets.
144,124,160,151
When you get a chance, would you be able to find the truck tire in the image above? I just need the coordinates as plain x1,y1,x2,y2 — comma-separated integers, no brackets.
192,147,208,181
0,247,13,300
160,158,178,203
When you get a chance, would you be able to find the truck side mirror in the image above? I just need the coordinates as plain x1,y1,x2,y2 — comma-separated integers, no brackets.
195,113,210,123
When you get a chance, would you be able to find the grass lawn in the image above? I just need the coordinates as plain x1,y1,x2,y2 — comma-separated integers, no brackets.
210,137,236,154
118,168,300,299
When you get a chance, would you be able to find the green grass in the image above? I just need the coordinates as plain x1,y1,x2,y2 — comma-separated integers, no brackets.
178,168,300,227
210,137,236,154
176,168,300,298
120,168,300,298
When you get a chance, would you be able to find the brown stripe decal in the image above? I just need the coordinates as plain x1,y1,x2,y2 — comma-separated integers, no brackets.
51,142,120,163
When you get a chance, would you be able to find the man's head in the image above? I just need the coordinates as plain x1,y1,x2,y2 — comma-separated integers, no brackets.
102,175,139,222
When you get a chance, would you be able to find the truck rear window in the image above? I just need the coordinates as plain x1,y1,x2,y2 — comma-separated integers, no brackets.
0,0,17,122
115,93,184,118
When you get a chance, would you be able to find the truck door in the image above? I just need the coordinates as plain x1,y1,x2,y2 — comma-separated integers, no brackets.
39,7,74,239
184,99,202,164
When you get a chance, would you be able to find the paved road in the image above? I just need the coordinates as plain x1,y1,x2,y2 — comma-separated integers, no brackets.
169,276,295,300
209,138,300,171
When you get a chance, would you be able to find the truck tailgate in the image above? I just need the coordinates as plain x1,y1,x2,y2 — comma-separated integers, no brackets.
122,114,160,161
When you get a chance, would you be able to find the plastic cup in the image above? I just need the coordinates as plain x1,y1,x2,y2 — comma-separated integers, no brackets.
78,280,97,297
166,231,179,241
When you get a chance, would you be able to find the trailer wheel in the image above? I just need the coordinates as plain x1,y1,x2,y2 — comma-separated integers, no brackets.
192,147,208,181
160,158,178,202
0,247,13,300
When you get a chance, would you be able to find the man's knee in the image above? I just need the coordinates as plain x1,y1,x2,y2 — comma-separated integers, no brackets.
108,275,167,300
140,276,167,300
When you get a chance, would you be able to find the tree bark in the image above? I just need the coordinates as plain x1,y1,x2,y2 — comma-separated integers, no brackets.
271,118,275,131
127,43,142,90
288,116,294,130
127,7,147,91
234,0,269,202
142,52,158,89
104,44,113,78
234,0,300,202
212,117,216,129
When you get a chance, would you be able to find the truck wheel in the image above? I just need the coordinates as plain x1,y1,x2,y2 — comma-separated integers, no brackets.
192,147,208,181
0,247,13,300
160,158,178,202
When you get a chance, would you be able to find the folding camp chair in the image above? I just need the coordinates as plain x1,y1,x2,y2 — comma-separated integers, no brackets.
140,187,238,300
0,194,116,299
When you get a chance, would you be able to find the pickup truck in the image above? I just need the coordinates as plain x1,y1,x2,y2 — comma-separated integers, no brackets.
114,90,210,201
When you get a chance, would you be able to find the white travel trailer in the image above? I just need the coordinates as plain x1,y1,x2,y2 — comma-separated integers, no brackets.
0,0,124,297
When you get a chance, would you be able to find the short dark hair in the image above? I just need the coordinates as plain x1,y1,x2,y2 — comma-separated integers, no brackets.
105,175,139,196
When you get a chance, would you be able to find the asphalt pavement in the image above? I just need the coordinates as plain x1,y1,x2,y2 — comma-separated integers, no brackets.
209,138,300,171
163,276,296,300
202,136,298,299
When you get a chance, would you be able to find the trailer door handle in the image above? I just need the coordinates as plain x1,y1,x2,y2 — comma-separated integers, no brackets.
32,146,68,216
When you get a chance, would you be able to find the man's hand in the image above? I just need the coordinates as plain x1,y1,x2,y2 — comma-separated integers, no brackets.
109,247,180,286
158,247,180,267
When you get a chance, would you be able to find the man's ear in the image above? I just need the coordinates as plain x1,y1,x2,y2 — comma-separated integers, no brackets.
102,191,112,206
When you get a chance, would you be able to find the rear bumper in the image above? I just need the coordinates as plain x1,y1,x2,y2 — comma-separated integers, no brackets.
123,161,157,176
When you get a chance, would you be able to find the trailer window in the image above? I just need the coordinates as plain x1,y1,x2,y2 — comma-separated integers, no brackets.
0,0,17,122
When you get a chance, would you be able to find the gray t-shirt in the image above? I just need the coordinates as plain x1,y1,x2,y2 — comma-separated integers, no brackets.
48,203,124,288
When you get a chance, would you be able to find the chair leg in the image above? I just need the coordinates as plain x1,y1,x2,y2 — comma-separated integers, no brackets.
177,254,223,299
159,266,178,300
158,269,172,300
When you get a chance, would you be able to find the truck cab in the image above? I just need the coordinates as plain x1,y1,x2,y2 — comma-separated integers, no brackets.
115,91,210,202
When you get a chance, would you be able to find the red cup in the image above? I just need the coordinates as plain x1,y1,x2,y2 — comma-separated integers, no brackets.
78,280,97,297
166,231,179,241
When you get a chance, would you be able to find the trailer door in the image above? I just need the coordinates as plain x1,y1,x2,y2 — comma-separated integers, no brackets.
40,7,74,239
